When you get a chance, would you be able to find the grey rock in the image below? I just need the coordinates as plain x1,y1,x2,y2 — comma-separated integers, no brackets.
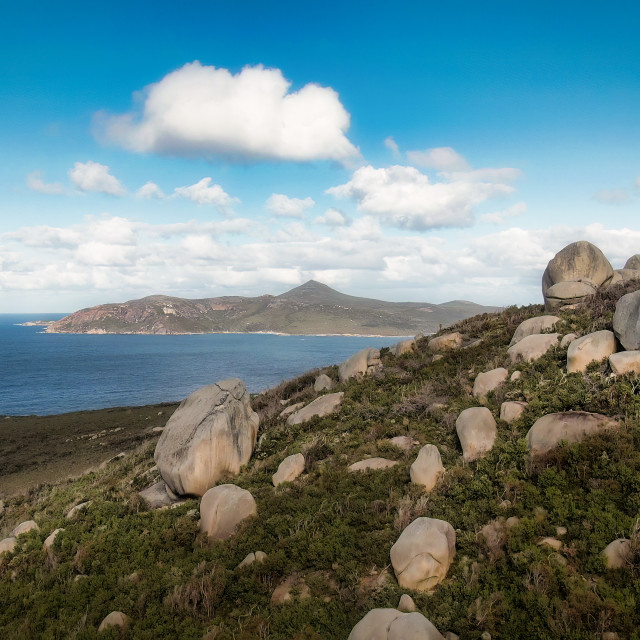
348,458,398,472
314,374,334,392
545,281,597,310
410,444,445,491
510,315,560,347
348,609,445,640
428,332,463,352
602,538,631,569
279,402,304,418
287,392,344,425
97,611,130,633
11,520,39,536
138,481,183,509
609,350,640,375
624,254,640,270
339,348,382,383
390,339,415,357
272,453,305,486
566,330,617,373
0,537,17,555
199,484,257,539
507,333,560,363
560,333,578,348
472,367,508,398
500,401,527,423
397,594,417,613
43,528,64,552
613,289,640,350
456,407,497,462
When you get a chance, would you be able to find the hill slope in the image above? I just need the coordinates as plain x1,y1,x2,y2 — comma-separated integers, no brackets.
46,280,499,336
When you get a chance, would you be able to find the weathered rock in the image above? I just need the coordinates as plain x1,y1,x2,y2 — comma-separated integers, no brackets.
338,348,382,383
390,517,456,591
526,411,619,456
314,374,334,392
545,281,597,310
389,435,419,451
398,594,417,613
390,339,415,357
270,574,310,606
609,350,640,375
625,255,640,270
614,268,640,283
349,458,398,472
566,330,617,373
348,609,445,640
456,407,497,462
538,537,563,551
279,402,304,418
272,453,305,487
500,401,527,423
542,241,613,310
139,481,183,509
428,332,463,352
507,333,560,363
410,444,445,491
287,392,344,425
11,520,39,537
237,550,267,569
509,316,560,347
560,333,578,348
65,501,92,520
613,289,640,350
0,537,17,555
97,611,130,633
155,379,259,497
43,528,64,552
602,538,631,569
510,370,521,381
472,368,508,398
199,484,257,539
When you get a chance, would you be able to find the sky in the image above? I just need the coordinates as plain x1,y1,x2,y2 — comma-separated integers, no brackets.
1,0,639,312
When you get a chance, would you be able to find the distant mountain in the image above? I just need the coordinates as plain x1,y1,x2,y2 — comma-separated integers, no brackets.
46,280,500,336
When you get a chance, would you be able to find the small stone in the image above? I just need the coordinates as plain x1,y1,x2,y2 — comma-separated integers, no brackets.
199,485,257,539
499,500,511,510
560,333,577,348
237,552,257,569
602,538,631,569
279,402,304,418
472,368,508,398
500,401,527,424
0,537,17,555
609,351,640,375
538,537,562,551
398,594,417,612
556,526,567,536
510,371,521,381
389,436,419,451
314,373,334,392
410,444,445,492
506,516,520,529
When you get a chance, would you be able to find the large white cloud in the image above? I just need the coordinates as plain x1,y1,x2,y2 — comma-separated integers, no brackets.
173,177,238,215
68,161,126,196
266,193,315,218
327,164,515,230
95,62,359,164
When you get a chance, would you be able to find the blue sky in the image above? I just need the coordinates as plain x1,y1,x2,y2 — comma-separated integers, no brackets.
1,0,639,312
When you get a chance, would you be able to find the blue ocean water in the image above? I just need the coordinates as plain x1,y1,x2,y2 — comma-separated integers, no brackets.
0,314,405,416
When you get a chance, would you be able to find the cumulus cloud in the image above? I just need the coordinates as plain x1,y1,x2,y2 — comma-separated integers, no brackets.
95,61,359,164
173,177,238,215
26,171,65,195
266,193,315,218
137,181,165,199
480,202,527,224
68,161,126,196
384,136,401,159
406,146,470,172
315,208,348,226
327,164,515,230
594,188,631,204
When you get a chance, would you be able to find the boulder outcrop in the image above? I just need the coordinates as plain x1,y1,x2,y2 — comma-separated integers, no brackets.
286,392,344,425
138,481,182,509
609,351,640,375
410,444,445,491
428,332,463,352
199,484,257,539
507,333,560,363
272,453,305,486
456,407,497,462
43,528,64,552
510,316,560,346
613,290,640,351
566,330,617,373
390,517,456,591
526,411,619,456
348,609,445,640
155,379,259,497
472,367,508,398
338,348,382,383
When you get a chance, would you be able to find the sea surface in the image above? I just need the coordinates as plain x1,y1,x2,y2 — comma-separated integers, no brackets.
0,314,406,416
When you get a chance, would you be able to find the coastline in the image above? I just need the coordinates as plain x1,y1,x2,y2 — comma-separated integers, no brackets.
44,328,419,338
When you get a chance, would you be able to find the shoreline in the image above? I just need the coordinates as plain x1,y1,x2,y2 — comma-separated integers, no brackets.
43,328,418,338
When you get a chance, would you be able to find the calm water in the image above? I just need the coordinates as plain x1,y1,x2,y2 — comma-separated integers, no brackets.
0,314,404,416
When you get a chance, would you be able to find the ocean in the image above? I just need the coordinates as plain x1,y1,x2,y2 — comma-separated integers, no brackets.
0,314,406,416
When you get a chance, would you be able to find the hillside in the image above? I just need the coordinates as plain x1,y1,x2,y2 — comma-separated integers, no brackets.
2,278,639,639
45,280,499,336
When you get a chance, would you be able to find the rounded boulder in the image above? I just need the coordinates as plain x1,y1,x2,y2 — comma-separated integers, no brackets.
348,609,445,640
613,289,640,351
338,348,381,383
200,484,257,539
456,407,497,462
509,315,560,347
566,330,617,373
272,453,305,487
410,444,445,492
472,367,508,398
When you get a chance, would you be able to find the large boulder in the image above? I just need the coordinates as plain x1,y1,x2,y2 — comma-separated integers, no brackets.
199,484,257,539
510,316,560,347
97,611,130,633
286,392,344,425
602,538,631,569
11,520,39,537
507,333,560,363
472,367,508,398
614,268,640,283
624,254,640,270
338,348,381,383
272,453,305,486
314,374,334,392
455,407,497,462
542,241,613,310
428,332,463,352
390,339,415,357
154,379,259,497
390,517,456,591
613,290,640,350
526,411,619,456
348,609,445,640
566,330,617,373
545,281,597,310
609,351,640,375
410,444,445,491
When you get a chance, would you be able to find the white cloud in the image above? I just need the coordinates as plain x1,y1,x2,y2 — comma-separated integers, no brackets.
327,164,515,230
266,193,315,218
480,202,527,224
137,181,165,199
68,161,126,196
406,146,470,171
315,208,348,226
173,177,238,215
594,188,630,204
26,171,65,195
95,61,359,164
384,136,401,159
